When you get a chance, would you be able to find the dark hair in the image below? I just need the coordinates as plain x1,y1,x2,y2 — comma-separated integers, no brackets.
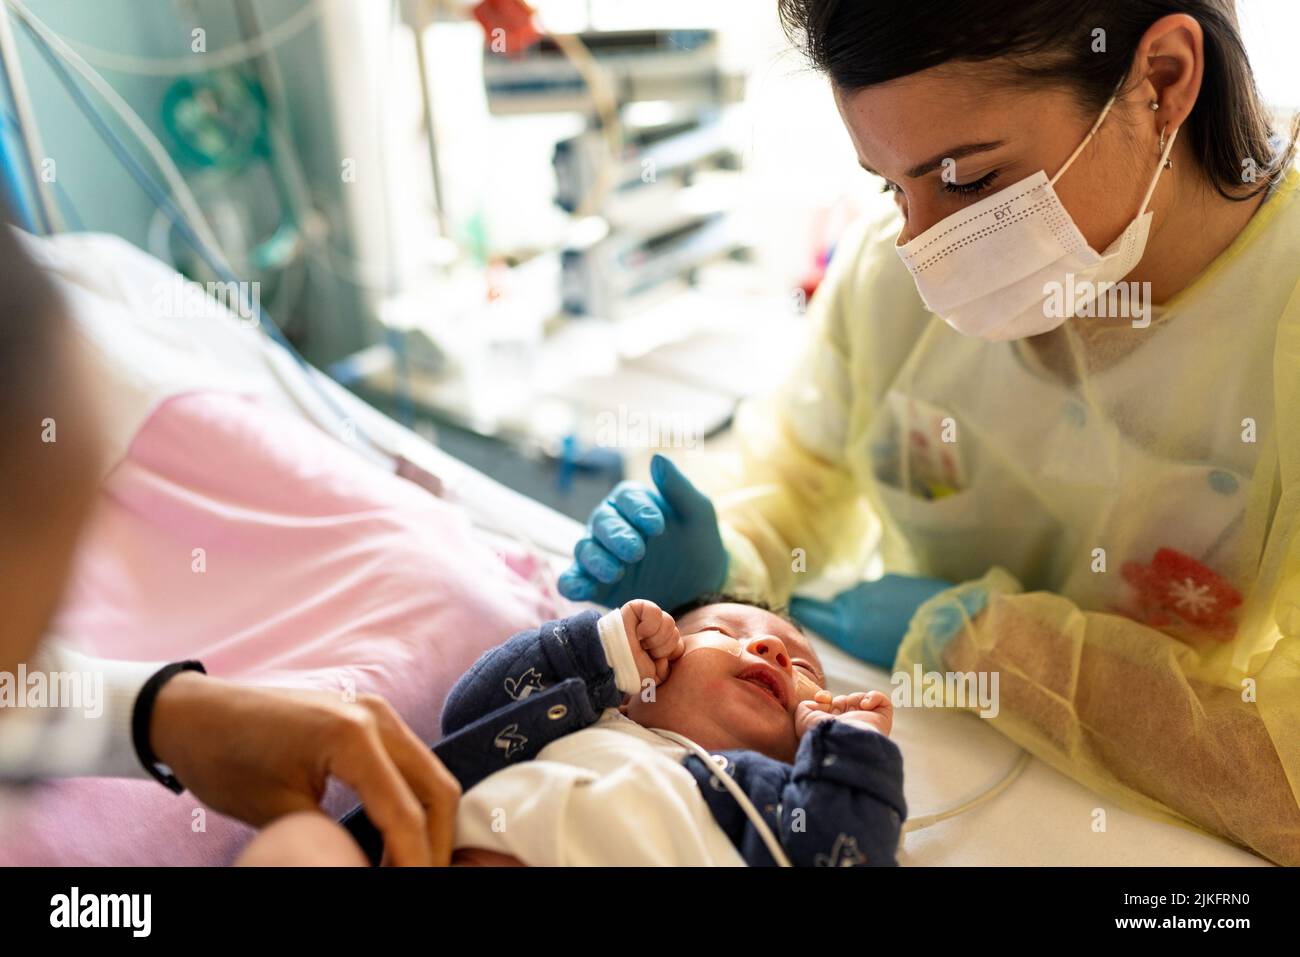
778,0,1298,201
670,592,799,629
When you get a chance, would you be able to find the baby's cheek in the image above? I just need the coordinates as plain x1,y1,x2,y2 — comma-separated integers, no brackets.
631,661,698,715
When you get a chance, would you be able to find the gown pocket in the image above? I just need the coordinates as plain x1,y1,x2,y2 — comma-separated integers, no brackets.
872,469,1061,586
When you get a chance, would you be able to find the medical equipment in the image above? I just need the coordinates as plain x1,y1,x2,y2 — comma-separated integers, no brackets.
656,721,1030,862
397,0,646,237
0,101,39,230
4,0,415,377
396,0,464,240
901,751,1029,835
482,29,742,116
1,0,395,465
554,109,740,216
60,2,322,75
4,0,591,581
555,107,747,317
5,1,225,252
481,22,747,313
0,3,59,232
562,208,745,317
154,67,306,300
651,728,794,867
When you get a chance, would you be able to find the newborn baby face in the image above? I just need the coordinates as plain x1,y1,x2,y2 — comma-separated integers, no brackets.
623,602,825,763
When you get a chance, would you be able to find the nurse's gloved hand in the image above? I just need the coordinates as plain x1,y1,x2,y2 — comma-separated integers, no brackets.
789,574,952,669
557,454,728,611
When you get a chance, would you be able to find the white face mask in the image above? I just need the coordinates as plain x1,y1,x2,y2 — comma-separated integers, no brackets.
894,93,1178,341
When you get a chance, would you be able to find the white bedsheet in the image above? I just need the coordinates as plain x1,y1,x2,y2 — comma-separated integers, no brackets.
42,230,1268,867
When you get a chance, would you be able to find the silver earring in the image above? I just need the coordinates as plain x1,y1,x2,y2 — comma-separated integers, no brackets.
1158,124,1173,168
1149,100,1160,111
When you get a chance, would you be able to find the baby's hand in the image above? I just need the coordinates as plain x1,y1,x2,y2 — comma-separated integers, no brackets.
619,599,684,686
795,690,893,739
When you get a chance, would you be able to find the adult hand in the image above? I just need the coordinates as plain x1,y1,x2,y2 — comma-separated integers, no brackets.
150,673,460,866
789,574,952,668
557,454,728,610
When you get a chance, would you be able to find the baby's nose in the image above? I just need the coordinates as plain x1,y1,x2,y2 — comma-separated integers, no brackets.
745,636,791,672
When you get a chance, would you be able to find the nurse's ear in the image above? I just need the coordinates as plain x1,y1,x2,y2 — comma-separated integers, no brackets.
1132,13,1205,137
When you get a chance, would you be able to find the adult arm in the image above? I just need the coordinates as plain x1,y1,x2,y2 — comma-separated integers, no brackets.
898,569,1300,865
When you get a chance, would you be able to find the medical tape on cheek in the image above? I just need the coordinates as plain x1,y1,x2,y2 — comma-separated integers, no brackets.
793,670,824,702
682,633,825,702
680,633,744,659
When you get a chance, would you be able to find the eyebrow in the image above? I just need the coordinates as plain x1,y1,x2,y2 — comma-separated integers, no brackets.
860,139,1007,180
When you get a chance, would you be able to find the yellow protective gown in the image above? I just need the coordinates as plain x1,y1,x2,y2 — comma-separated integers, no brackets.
703,167,1300,864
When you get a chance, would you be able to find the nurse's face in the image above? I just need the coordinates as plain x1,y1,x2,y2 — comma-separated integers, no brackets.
834,65,1154,255
623,603,825,763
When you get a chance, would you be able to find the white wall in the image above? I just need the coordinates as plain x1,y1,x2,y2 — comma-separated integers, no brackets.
1240,0,1300,109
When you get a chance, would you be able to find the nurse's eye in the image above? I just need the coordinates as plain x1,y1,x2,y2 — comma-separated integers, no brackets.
943,170,999,198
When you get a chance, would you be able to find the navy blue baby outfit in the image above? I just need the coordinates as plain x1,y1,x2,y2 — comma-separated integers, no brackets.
345,609,907,866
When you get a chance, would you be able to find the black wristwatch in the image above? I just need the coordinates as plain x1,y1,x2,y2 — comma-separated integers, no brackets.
130,660,206,794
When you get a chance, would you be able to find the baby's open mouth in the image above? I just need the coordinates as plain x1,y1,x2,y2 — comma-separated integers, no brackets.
735,665,789,711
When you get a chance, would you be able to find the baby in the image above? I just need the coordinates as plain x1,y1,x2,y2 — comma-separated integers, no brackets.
436,595,906,866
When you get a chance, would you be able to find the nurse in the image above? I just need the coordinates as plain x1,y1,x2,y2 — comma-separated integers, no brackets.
559,0,1300,863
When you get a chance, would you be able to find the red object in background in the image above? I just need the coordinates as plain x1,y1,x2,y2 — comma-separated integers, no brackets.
1120,547,1243,639
473,0,542,56
796,248,829,304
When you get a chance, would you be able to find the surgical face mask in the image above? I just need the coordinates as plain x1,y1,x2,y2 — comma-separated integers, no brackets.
895,93,1178,341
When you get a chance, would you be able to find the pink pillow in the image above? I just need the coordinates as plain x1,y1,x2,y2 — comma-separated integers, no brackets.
0,392,564,865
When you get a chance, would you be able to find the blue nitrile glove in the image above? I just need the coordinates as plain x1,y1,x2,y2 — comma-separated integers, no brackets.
789,574,953,668
557,454,728,610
